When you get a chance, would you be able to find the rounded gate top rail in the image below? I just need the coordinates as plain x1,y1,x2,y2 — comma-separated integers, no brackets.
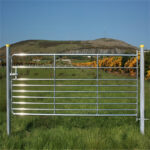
12,53,137,57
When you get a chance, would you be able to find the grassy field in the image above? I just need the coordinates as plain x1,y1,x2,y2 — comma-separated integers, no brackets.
0,66,150,150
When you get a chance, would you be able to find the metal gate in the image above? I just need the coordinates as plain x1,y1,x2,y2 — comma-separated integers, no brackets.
6,45,145,135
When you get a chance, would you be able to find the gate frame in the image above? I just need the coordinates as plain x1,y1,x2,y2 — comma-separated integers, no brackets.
6,44,145,135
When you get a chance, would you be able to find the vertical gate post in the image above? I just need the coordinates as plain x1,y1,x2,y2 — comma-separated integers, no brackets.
53,54,56,114
136,50,139,121
96,54,99,114
140,44,145,134
6,44,11,135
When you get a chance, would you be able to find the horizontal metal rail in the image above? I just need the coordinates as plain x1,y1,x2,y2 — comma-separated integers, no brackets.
12,78,137,81
12,112,137,116
12,96,137,99
12,90,137,93
12,108,136,111
12,53,137,57
12,66,137,69
12,84,137,87
12,102,137,105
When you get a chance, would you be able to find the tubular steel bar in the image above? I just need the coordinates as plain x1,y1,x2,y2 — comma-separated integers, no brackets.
53,54,56,114
12,108,136,111
10,55,13,128
12,90,137,93
12,102,137,105
136,50,139,120
96,54,99,114
12,84,137,87
13,53,137,57
12,66,137,69
12,112,137,117
12,96,137,99
12,78,137,81
140,45,145,134
6,44,11,135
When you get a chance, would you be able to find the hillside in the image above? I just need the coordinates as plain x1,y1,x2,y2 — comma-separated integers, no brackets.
0,38,137,61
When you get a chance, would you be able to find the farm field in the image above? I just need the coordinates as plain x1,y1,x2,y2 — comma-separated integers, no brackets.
0,66,150,149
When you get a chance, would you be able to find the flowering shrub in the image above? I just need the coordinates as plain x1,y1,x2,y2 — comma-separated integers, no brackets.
72,53,150,79
124,57,137,76
72,61,97,67
146,70,150,80
72,56,122,72
124,53,140,76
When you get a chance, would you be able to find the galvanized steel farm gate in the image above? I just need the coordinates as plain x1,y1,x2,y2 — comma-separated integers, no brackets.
6,45,145,135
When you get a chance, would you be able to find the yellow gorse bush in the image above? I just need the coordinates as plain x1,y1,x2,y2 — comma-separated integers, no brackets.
124,57,137,76
72,54,150,80
146,70,150,80
72,56,122,72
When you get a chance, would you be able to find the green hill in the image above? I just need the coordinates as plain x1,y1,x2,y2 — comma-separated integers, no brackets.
0,38,137,61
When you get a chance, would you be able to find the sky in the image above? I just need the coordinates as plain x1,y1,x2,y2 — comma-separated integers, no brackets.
0,0,150,49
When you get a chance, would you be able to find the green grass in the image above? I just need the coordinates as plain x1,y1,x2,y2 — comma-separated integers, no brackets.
0,66,150,149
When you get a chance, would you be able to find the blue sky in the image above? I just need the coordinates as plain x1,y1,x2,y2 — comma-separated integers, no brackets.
0,0,150,49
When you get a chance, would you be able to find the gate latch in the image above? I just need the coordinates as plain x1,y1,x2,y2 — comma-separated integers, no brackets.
10,73,18,77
